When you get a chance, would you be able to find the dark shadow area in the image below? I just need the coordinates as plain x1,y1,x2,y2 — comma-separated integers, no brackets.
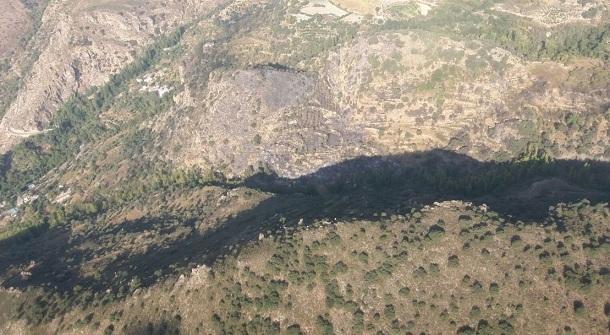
0,214,199,292
1,150,609,322
123,317,181,335
244,149,610,220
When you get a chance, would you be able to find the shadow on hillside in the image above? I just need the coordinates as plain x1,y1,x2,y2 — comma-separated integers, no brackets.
123,317,181,335
1,150,609,317
244,149,610,220
188,149,610,265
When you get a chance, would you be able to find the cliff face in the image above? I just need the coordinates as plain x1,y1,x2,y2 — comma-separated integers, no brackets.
1,0,609,175
0,0,32,60
0,0,227,153
0,0,608,197
141,0,610,178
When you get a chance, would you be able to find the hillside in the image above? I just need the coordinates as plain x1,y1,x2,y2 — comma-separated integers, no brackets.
1,199,609,334
0,0,609,334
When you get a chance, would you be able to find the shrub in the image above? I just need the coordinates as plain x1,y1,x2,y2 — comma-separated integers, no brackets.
469,306,481,318
256,290,281,309
429,263,440,274
287,324,304,335
457,325,475,335
325,280,345,308
384,304,396,319
497,319,514,334
448,255,460,267
245,315,280,334
326,231,341,245
471,281,483,293
352,309,365,333
477,319,493,335
364,270,379,283
358,252,369,263
316,315,334,335
510,235,522,246
563,266,593,292
573,300,585,316
413,266,427,278
489,282,499,294
426,225,446,241
333,261,348,274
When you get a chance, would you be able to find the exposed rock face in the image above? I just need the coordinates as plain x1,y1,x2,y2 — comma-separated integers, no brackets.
152,30,610,179
154,68,372,178
0,0,227,153
1,0,609,181
1,3,610,332
0,0,32,60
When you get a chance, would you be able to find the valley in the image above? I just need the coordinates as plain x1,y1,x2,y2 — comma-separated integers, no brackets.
0,0,609,334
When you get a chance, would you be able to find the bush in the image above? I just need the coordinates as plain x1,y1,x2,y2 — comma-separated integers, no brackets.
469,306,481,318
448,255,460,267
477,319,493,335
426,225,446,241
255,290,281,309
413,266,427,278
457,325,475,335
352,309,365,333
384,304,396,319
489,282,500,294
471,281,483,293
573,300,585,316
429,263,440,274
316,315,334,335
333,261,348,274
399,286,410,297
325,280,345,308
497,319,514,334
358,251,369,263
287,324,304,335
245,315,280,334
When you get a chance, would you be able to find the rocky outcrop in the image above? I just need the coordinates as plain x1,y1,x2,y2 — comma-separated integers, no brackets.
154,67,372,178
0,0,32,60
0,0,227,153
2,0,608,179
153,29,610,179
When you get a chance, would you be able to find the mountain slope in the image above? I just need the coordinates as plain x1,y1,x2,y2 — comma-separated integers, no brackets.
0,0,609,334
1,200,609,334
0,0,227,152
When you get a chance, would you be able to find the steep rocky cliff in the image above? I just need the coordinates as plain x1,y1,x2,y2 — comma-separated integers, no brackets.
0,0,227,152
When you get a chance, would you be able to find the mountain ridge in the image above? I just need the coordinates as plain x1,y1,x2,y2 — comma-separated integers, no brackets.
0,0,609,334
